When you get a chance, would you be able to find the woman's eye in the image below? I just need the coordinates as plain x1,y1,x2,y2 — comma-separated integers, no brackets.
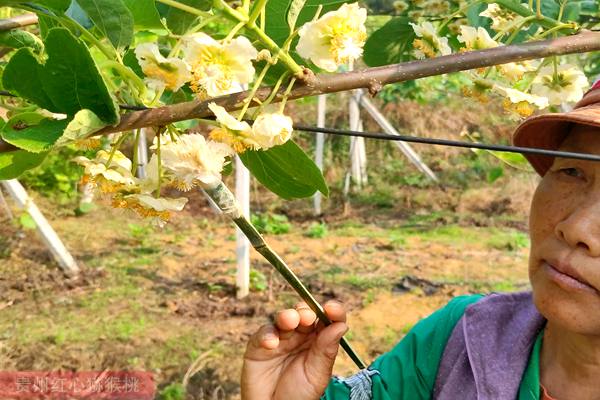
560,167,583,178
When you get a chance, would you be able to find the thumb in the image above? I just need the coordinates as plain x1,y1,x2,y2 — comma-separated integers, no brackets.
304,322,348,387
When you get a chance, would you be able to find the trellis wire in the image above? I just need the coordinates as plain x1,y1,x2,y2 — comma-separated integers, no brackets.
295,125,600,163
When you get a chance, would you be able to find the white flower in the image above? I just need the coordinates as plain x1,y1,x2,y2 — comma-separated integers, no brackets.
458,26,498,50
480,3,518,33
531,64,588,105
183,33,258,98
494,85,549,108
497,61,535,81
113,192,188,227
409,21,451,59
252,113,293,150
159,133,233,190
135,43,191,92
74,150,136,192
296,3,367,72
493,84,549,117
207,102,260,153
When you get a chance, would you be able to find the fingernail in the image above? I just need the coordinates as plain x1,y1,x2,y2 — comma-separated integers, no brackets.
263,332,277,341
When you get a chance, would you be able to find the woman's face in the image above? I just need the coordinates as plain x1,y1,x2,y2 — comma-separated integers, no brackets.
529,124,600,334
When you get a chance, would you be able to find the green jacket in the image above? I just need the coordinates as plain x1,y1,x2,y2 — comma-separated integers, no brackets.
322,294,544,399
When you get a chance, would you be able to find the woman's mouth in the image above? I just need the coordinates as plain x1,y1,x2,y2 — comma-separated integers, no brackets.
543,261,599,295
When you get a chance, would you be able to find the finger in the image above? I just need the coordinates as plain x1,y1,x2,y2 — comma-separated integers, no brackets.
295,303,317,334
275,309,301,332
302,322,349,385
323,300,346,323
249,324,279,351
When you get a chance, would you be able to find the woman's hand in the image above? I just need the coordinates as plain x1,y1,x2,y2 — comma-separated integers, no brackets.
241,300,348,400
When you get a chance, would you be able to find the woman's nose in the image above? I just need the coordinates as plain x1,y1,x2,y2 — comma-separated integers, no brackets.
555,196,600,257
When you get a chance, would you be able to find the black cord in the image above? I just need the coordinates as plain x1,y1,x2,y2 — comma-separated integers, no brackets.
294,124,600,163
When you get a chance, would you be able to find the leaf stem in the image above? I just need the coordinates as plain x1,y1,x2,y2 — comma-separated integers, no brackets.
106,133,129,168
155,0,213,18
254,71,290,118
238,62,271,120
247,0,268,26
100,60,147,99
491,0,575,31
279,77,296,113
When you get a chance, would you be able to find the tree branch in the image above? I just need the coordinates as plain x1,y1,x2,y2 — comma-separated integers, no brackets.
2,30,600,154
0,14,38,31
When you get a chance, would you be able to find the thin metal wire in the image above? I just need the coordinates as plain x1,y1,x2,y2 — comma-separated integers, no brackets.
294,124,600,162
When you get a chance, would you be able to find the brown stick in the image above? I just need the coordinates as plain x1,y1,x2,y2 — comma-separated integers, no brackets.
2,30,600,154
0,14,38,31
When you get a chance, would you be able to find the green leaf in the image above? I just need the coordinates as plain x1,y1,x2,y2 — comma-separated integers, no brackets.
465,1,489,28
3,28,119,124
19,213,37,230
3,48,56,111
264,0,355,47
486,166,504,183
77,0,134,48
159,0,212,34
239,141,328,199
122,0,163,29
1,113,69,153
287,0,307,31
55,109,107,147
0,150,48,180
0,30,43,52
363,16,414,67
66,0,94,29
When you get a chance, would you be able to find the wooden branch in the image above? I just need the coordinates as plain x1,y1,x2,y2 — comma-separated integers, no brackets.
2,30,600,154
0,14,38,31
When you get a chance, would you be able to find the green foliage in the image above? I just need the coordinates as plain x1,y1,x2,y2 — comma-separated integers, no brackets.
363,16,414,67
0,30,43,52
157,383,185,400
1,113,69,153
0,150,48,180
3,28,119,124
158,0,212,34
19,146,88,203
240,141,328,200
305,222,328,238
122,0,163,29
18,213,37,230
77,0,134,48
250,269,268,291
251,213,291,235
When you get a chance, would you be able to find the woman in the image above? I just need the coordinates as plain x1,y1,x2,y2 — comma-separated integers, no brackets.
241,83,600,400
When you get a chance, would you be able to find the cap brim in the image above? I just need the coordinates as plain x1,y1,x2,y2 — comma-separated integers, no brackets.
512,103,600,175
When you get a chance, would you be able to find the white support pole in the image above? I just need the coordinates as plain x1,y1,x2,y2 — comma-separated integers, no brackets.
136,128,149,179
349,89,367,189
356,90,439,182
313,94,326,216
235,156,251,299
2,180,79,276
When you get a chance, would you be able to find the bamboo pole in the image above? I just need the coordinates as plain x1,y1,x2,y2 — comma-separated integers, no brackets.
203,182,366,369
3,30,599,154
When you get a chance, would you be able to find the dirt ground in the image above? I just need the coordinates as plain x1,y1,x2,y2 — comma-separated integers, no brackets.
0,172,536,399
